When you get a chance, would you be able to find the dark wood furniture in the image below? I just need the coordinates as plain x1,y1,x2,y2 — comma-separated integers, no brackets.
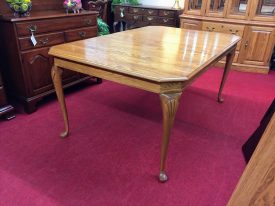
82,0,108,21
0,0,98,113
113,4,183,29
0,71,15,120
49,26,240,182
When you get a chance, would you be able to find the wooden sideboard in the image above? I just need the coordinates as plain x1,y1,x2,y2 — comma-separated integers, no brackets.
0,71,15,120
0,0,99,113
180,0,275,74
113,4,183,29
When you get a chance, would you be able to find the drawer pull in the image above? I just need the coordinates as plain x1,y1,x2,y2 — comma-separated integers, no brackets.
163,18,169,23
229,29,239,35
39,38,49,45
244,41,249,49
147,17,154,21
84,19,92,25
79,31,87,38
163,11,171,16
148,10,154,14
133,15,139,20
28,25,37,33
133,8,139,13
206,26,215,32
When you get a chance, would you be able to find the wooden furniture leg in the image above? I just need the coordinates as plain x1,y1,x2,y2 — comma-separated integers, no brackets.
159,92,182,182
217,49,235,103
51,66,69,138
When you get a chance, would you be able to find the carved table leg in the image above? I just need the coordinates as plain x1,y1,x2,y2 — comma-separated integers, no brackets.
51,66,69,138
217,49,235,103
159,92,182,182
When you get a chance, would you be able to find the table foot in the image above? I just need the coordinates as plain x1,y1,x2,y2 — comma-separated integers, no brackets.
159,171,168,183
217,96,224,103
60,131,69,138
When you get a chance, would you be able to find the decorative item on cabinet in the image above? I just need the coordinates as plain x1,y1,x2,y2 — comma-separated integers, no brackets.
5,0,32,17
0,0,99,114
0,71,15,120
113,4,183,30
180,0,275,74
63,0,83,14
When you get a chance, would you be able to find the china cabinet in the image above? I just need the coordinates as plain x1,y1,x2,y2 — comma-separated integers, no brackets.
0,0,99,113
180,0,275,73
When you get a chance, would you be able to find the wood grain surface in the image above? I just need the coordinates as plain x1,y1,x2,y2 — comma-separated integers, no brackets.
49,26,240,82
227,113,275,206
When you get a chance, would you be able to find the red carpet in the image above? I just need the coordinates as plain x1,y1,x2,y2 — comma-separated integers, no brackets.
0,68,275,206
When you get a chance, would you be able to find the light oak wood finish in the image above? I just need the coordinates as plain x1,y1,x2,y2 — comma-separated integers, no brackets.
49,26,240,181
181,0,275,74
227,113,275,206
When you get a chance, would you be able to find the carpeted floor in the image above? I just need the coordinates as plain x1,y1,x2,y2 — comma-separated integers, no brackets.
0,68,274,206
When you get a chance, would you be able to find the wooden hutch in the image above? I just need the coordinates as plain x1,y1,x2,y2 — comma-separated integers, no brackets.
180,0,275,73
0,0,99,113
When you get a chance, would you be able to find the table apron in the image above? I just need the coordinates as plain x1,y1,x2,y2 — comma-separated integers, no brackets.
54,58,184,94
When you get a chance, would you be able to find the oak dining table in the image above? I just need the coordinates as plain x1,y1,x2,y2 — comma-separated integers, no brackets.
49,26,240,182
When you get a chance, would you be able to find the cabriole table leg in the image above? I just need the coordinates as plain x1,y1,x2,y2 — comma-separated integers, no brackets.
51,66,69,138
217,48,236,103
159,92,182,182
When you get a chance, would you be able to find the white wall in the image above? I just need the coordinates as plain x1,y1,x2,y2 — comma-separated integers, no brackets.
139,0,184,7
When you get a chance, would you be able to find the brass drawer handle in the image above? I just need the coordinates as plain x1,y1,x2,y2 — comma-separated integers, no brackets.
133,15,139,20
229,29,239,35
79,31,87,38
206,26,215,32
163,11,171,16
28,25,37,33
133,8,139,13
244,41,249,49
39,38,49,45
148,10,154,14
84,19,92,25
163,18,169,23
147,17,154,21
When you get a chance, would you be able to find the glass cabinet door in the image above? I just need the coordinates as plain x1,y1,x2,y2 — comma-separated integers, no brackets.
184,0,207,15
250,0,275,21
226,0,251,19
256,0,275,16
205,0,228,17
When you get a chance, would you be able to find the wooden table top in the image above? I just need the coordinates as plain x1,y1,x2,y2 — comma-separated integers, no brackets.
49,26,240,83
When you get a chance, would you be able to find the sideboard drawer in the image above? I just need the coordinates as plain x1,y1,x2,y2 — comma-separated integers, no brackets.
16,15,97,36
143,16,158,23
65,26,97,42
158,17,175,25
144,9,158,16
159,10,175,18
19,32,65,51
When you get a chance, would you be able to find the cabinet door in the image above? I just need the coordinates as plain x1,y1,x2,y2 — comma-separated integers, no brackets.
21,48,80,97
184,0,207,16
226,0,251,19
205,0,228,17
249,0,275,21
239,26,275,66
